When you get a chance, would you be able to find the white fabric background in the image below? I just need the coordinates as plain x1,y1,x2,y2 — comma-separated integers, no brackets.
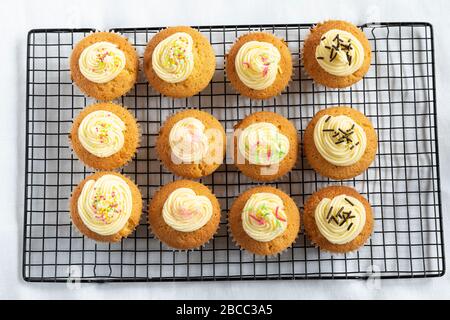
0,0,449,299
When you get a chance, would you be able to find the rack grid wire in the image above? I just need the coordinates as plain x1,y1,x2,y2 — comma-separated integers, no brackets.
23,22,444,282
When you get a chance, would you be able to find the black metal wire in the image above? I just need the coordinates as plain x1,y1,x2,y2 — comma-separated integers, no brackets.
23,22,444,283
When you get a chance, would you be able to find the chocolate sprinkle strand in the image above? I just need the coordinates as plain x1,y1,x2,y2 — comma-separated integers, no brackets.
347,223,354,231
335,139,345,144
321,36,326,41
326,206,333,219
355,141,360,146
322,129,335,132
325,115,331,122
344,198,355,206
336,206,344,216
338,128,347,135
347,124,355,132
317,56,324,60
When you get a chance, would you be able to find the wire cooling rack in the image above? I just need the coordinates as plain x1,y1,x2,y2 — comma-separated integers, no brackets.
23,22,444,282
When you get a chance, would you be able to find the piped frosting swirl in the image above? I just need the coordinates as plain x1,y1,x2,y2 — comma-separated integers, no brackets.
313,114,366,166
315,29,364,77
238,122,290,165
235,41,281,90
78,110,126,158
314,194,366,244
169,117,209,163
152,32,194,83
77,174,132,236
162,188,213,232
78,41,126,83
241,192,287,242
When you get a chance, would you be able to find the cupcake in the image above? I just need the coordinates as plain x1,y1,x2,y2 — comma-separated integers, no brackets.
148,180,221,250
228,186,300,256
302,20,371,88
143,26,216,98
303,185,373,254
234,111,298,181
303,106,377,180
156,109,226,179
70,32,139,101
69,102,140,171
69,172,143,242
225,32,292,99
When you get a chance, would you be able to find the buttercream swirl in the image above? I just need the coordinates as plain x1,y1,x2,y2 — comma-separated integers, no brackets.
162,188,213,232
241,192,287,242
152,32,194,83
314,194,366,244
313,114,366,166
315,29,364,76
78,41,126,83
78,110,126,158
238,122,290,165
169,117,209,163
235,41,281,90
77,174,132,236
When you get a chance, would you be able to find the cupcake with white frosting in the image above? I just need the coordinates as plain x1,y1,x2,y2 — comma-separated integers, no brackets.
69,102,140,171
226,32,292,99
148,180,221,250
70,32,139,101
70,172,143,242
303,106,377,180
303,185,374,254
143,26,216,98
234,111,298,181
302,20,372,88
156,109,226,178
228,186,300,256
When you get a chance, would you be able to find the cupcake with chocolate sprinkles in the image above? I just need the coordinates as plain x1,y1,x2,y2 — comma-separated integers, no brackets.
303,106,377,180
303,185,373,254
302,20,371,88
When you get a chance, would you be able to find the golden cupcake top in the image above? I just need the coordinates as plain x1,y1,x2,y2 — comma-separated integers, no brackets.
315,29,364,76
169,117,209,163
235,41,281,90
152,32,194,83
77,174,132,236
237,122,290,165
78,110,126,158
162,187,213,233
241,192,287,242
314,194,366,245
78,41,126,83
313,114,366,166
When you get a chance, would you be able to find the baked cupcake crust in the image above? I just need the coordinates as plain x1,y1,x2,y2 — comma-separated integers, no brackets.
304,106,377,180
228,186,300,256
69,102,140,171
303,185,373,253
156,109,226,178
148,180,221,250
226,32,292,99
69,171,143,242
70,32,139,101
143,26,216,98
234,111,298,181
302,20,372,88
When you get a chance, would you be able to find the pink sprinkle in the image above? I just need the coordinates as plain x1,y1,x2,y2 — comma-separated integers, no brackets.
250,214,265,225
275,207,286,222
262,66,269,77
243,62,250,68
